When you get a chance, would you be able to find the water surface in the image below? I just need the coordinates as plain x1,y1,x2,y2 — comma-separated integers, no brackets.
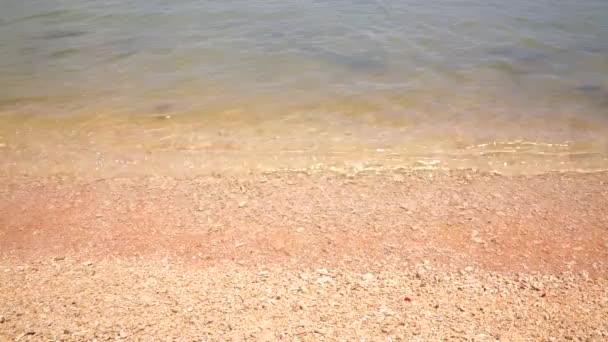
1,0,608,176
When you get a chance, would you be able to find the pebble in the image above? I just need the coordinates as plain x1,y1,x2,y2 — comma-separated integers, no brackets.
15,331,35,341
393,174,405,182
531,282,543,291
362,273,374,281
53,256,65,261
0,315,4,323
471,230,484,244
316,276,333,284
471,237,484,244
238,200,247,208
314,328,327,335
316,268,329,275
82,261,93,266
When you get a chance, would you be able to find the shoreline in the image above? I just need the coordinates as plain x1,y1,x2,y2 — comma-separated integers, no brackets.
1,170,607,340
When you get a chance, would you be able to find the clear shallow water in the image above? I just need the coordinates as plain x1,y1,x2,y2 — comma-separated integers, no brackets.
1,0,608,176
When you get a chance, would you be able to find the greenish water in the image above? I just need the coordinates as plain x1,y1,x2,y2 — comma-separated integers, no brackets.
1,0,608,176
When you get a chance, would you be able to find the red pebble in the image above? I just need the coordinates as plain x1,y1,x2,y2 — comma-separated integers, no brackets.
404,297,412,302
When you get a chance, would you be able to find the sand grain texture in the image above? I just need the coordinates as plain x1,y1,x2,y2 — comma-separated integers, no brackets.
1,170,607,341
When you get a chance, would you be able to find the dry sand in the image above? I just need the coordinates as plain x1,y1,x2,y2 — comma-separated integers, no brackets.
1,170,607,341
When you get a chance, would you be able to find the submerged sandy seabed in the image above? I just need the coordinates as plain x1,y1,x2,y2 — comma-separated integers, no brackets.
0,170,607,340
2,107,608,179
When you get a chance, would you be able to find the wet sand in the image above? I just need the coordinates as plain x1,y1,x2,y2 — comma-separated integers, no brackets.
1,170,607,340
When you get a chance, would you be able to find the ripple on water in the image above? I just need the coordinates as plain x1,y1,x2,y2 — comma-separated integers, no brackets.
0,0,607,176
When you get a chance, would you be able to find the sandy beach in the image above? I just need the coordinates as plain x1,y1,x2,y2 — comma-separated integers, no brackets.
1,170,607,340
3,1,608,340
